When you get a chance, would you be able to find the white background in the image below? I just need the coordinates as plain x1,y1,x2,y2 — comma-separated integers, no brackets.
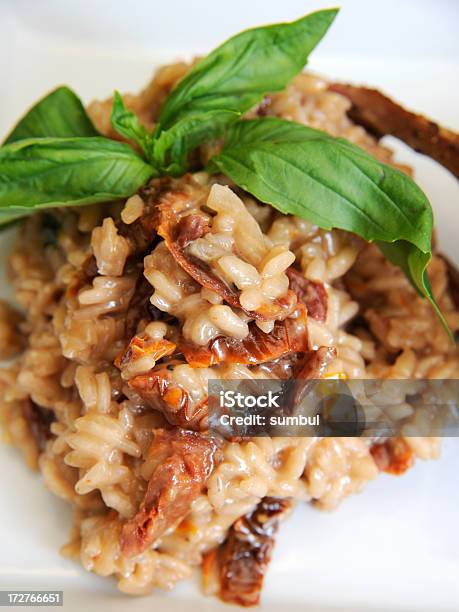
0,1,459,610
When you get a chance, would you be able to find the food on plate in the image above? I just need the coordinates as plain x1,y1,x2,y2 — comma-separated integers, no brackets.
0,9,458,606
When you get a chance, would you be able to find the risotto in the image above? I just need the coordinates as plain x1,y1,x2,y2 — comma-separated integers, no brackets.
1,11,459,608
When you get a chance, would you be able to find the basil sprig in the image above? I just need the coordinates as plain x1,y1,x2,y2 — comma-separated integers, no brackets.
110,9,338,174
0,9,452,336
4,86,98,143
208,118,450,337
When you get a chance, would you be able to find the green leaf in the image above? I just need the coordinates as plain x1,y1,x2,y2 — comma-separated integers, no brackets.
209,118,432,249
153,8,338,171
4,86,98,144
159,9,338,127
377,241,451,337
110,91,154,161
208,117,451,338
0,137,154,226
152,110,239,176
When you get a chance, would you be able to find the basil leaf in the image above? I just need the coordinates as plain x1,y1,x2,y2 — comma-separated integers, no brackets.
159,9,337,127
209,118,451,337
152,110,239,176
4,87,98,144
153,9,338,170
110,91,154,161
209,118,432,250
0,137,153,225
377,240,448,332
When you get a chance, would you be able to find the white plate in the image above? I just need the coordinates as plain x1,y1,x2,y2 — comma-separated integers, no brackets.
1,1,459,610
